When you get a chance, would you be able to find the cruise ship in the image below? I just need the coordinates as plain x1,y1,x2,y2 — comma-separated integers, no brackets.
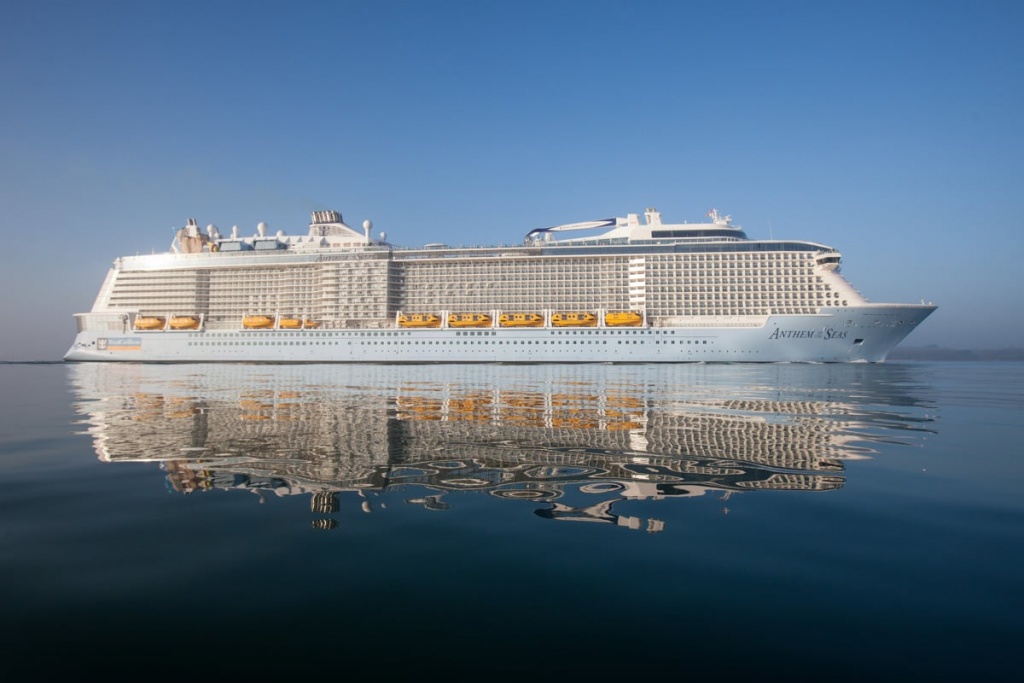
64,206,936,363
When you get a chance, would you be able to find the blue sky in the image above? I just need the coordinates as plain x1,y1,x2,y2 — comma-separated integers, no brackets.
1,0,1021,360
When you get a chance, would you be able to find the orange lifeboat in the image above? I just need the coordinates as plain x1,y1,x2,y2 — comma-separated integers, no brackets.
448,313,492,328
169,315,200,330
134,316,166,331
498,313,544,328
303,319,321,329
551,312,597,327
398,314,441,328
243,315,275,329
604,311,643,327
279,317,303,329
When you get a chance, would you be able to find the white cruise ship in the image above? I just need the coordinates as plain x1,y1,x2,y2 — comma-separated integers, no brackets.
64,206,935,363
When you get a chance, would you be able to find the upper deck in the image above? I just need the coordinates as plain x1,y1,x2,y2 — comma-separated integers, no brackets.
525,207,749,245
117,207,832,273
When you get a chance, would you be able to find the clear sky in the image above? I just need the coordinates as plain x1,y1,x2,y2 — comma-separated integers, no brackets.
1,0,1021,360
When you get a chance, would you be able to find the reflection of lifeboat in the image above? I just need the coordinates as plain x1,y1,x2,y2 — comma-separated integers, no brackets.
551,416,598,429
605,311,643,327
243,315,275,329
279,317,302,329
398,314,441,328
134,316,166,330
169,315,200,330
606,395,643,409
551,312,597,327
303,319,321,329
499,313,543,327
448,313,492,328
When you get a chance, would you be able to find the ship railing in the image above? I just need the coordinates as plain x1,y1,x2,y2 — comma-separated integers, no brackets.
652,315,769,328
74,312,133,333
118,248,392,271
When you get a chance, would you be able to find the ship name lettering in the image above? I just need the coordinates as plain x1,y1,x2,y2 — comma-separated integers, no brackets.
770,328,847,341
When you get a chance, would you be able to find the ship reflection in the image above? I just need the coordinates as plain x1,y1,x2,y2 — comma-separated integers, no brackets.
68,363,936,532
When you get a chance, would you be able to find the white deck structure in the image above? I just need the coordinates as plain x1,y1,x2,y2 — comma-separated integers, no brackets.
65,207,935,363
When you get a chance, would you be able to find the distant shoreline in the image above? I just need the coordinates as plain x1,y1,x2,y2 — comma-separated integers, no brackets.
889,346,1024,361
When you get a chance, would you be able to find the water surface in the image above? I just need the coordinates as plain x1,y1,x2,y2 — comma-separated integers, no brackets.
0,361,1020,679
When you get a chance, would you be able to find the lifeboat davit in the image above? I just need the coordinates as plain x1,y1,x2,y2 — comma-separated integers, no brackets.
448,313,492,328
169,315,200,330
243,315,275,329
605,311,643,327
498,313,544,328
551,312,597,327
134,316,166,330
398,314,441,328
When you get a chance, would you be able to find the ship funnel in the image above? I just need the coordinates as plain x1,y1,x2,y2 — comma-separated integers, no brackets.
311,210,343,224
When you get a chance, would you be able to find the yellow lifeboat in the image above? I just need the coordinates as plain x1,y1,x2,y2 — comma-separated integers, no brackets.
605,311,643,327
169,315,200,330
243,315,275,329
303,319,321,329
499,313,544,328
279,317,303,329
134,316,166,330
551,312,597,327
398,313,441,328
448,313,492,328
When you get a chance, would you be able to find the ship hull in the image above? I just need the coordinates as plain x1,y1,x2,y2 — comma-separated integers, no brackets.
64,305,935,363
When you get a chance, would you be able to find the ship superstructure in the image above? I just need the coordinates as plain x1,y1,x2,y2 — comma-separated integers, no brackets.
65,206,935,363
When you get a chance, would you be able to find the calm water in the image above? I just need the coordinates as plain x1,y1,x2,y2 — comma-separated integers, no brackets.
0,361,1021,679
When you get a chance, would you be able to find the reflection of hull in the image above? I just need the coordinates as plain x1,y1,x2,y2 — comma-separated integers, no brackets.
69,362,936,529
68,362,937,528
